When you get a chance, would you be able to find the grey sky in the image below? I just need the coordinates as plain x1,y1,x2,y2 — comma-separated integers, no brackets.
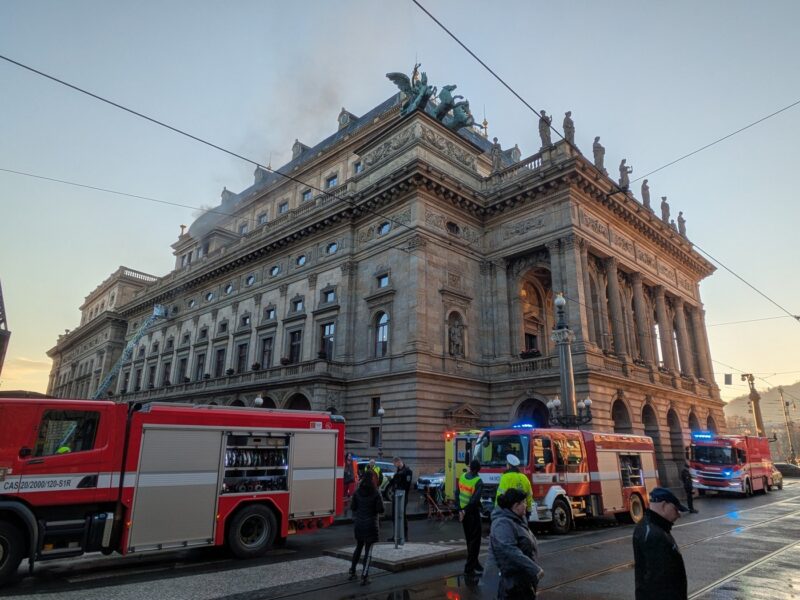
1,1,798,400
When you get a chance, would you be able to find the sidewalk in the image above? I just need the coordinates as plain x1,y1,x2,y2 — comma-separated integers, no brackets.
334,494,433,525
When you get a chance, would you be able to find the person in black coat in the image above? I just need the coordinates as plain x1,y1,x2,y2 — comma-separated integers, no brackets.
387,456,413,542
680,462,698,513
632,487,688,600
349,475,384,585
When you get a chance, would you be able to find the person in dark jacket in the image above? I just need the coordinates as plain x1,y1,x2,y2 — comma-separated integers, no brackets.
458,459,484,575
349,475,384,585
489,488,544,599
632,487,688,600
343,452,356,502
387,456,413,542
680,462,698,513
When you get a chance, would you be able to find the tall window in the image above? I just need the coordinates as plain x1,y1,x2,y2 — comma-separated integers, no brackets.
288,330,303,364
195,353,206,380
320,323,335,359
147,364,156,388
279,201,289,214
302,189,312,202
178,357,188,381
134,368,142,391
236,343,248,373
375,312,389,357
214,348,226,377
122,370,130,392
161,362,172,385
260,337,273,367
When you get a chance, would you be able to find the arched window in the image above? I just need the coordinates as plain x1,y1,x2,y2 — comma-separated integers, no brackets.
375,312,389,357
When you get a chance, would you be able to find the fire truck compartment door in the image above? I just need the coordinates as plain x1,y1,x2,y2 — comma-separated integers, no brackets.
127,427,223,552
289,431,337,517
641,452,659,490
596,451,624,512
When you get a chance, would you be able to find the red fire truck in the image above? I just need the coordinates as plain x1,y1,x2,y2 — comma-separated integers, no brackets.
473,425,659,533
0,398,345,585
688,432,775,497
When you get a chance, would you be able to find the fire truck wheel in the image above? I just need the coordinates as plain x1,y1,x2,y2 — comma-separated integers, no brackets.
0,521,25,585
761,477,769,494
628,494,645,524
550,498,572,535
227,505,277,559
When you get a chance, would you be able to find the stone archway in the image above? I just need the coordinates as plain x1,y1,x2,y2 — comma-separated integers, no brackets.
514,397,550,428
707,414,718,433
688,411,701,432
612,400,633,434
667,409,686,485
286,393,311,411
230,399,245,407
260,396,277,409
642,404,667,483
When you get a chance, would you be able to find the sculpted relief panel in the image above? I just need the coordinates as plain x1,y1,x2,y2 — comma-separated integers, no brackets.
611,230,635,259
677,272,696,298
358,207,414,244
579,209,611,244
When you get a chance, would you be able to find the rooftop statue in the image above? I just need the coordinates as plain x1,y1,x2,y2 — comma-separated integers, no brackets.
538,110,553,147
678,211,687,236
641,179,651,210
661,196,670,223
387,63,437,117
593,136,607,174
619,159,632,190
444,99,475,131
434,84,463,121
563,111,575,145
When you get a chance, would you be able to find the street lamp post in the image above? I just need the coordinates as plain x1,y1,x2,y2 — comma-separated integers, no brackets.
377,406,385,459
548,292,592,428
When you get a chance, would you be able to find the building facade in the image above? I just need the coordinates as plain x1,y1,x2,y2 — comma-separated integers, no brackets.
47,88,724,484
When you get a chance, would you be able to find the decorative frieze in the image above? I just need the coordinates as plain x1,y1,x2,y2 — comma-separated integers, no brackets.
635,246,657,274
420,126,477,170
362,124,416,167
502,215,546,240
580,209,610,242
611,230,635,259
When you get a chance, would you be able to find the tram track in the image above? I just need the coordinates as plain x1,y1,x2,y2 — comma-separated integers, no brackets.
539,507,800,593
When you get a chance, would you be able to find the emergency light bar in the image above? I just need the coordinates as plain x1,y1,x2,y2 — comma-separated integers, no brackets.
512,422,535,429
692,431,714,440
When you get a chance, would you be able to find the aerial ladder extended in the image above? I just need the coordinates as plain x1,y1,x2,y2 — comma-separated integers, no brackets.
92,305,167,400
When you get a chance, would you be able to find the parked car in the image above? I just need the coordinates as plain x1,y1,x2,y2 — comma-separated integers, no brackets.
416,470,445,492
774,462,800,478
355,459,396,499
770,467,784,490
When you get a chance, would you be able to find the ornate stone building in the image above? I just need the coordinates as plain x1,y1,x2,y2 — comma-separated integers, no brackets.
47,267,157,399
47,86,724,484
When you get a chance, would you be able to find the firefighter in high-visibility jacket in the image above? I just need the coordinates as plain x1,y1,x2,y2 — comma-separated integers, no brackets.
457,459,484,575
496,454,533,520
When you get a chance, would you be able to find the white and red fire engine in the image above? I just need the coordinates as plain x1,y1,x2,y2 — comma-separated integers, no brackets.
0,398,345,585
473,425,659,533
689,431,775,496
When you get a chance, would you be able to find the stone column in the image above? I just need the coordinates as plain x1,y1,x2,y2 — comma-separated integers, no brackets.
631,274,654,365
494,258,513,358
690,306,714,381
579,239,595,345
672,298,694,378
654,286,676,372
479,261,494,358
559,235,592,347
605,257,629,360
338,261,357,360
303,274,318,362
405,234,429,353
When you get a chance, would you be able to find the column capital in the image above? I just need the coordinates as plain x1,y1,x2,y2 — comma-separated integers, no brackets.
605,255,618,269
673,296,685,309
561,233,578,250
340,261,358,276
630,271,644,285
545,239,560,253
654,285,666,299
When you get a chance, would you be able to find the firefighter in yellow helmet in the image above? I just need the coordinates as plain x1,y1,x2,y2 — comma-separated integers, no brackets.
496,454,532,520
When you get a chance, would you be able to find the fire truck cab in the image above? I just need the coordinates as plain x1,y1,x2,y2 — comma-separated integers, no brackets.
0,398,344,586
473,425,659,533
689,432,774,497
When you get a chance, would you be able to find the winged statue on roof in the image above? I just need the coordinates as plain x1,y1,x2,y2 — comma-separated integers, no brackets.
386,63,437,116
386,64,474,131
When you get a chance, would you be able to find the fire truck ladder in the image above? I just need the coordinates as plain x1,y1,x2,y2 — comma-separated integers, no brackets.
92,305,167,400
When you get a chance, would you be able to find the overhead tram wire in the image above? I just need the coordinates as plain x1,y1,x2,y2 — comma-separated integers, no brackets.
0,53,417,251
411,0,800,328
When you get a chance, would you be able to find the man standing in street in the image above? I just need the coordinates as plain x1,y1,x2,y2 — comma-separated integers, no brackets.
681,462,699,513
496,454,532,520
458,459,484,575
387,456,413,542
632,487,688,600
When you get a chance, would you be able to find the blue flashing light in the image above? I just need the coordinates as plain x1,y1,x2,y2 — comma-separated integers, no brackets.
692,431,714,440
512,422,535,429
723,469,733,477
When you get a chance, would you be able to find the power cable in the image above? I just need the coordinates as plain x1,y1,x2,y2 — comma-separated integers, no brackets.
707,316,793,327
411,0,800,328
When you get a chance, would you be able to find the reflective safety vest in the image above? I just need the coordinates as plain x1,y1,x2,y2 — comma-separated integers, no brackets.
458,472,480,510
496,469,533,510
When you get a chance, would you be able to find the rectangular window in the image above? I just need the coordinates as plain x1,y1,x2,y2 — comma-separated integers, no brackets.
34,410,100,456
182,333,190,345
240,315,251,328
166,338,174,350
288,330,302,364
320,322,335,359
134,368,142,391
378,274,390,288
147,364,156,387
302,189,312,202
279,201,289,214
292,298,304,312
258,212,268,225
326,175,338,188
199,327,208,340
219,322,228,334
236,343,249,373
195,353,206,380
214,348,226,377
260,337,274,368
354,161,363,174
370,426,381,448
371,397,381,417
178,357,188,381
162,362,172,385
122,370,130,392
323,289,335,303
524,333,539,353
264,307,276,321
239,223,248,235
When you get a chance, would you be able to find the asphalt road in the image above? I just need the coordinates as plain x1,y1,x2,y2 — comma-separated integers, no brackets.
2,483,799,599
